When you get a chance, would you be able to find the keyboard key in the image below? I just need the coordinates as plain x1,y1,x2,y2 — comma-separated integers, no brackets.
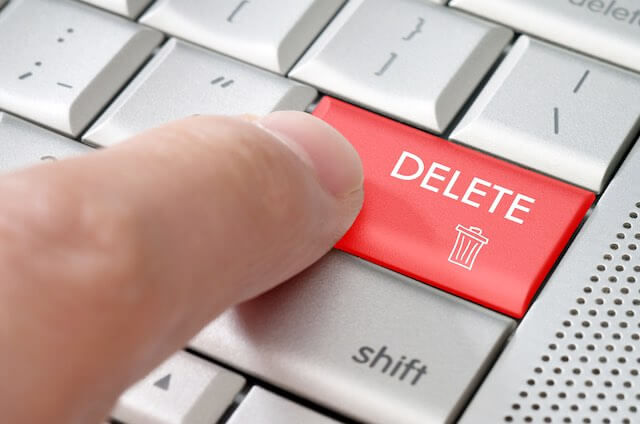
192,251,514,424
227,387,340,424
0,0,162,136
112,351,245,424
0,113,92,172
313,97,594,318
451,36,640,193
458,132,640,423
289,0,512,133
451,0,640,73
84,39,317,146
78,0,153,18
140,0,345,74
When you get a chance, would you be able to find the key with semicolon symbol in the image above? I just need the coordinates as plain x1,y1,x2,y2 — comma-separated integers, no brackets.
312,96,594,318
111,351,245,424
0,0,162,137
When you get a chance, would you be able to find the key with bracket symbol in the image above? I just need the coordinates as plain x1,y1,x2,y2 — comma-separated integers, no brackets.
374,52,398,76
402,17,425,41
291,0,511,133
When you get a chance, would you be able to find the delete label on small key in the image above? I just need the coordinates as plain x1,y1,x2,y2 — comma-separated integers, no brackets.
313,97,594,318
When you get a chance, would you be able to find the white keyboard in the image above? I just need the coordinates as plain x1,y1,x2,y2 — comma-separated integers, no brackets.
1,1,639,423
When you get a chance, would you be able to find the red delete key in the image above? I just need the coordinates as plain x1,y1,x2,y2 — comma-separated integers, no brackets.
314,97,594,318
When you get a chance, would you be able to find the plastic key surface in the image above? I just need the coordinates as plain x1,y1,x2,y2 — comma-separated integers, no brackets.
451,36,640,193
227,387,341,424
0,113,91,172
140,0,344,74
78,0,154,18
112,351,245,424
192,251,514,424
0,0,161,136
84,39,316,146
451,0,640,74
290,0,512,133
313,97,594,318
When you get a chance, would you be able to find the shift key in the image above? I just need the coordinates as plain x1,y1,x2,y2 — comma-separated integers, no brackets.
191,252,515,424
313,97,594,318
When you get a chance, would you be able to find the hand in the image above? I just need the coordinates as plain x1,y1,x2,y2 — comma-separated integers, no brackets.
0,112,363,423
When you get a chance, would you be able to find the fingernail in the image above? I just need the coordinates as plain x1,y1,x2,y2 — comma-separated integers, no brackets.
256,111,363,198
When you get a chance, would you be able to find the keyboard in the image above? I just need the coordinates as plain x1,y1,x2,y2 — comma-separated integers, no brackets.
0,0,638,423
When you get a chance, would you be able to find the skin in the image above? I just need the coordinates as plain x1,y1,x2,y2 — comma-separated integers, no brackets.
0,112,364,423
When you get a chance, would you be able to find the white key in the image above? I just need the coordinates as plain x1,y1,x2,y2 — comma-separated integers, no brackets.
0,112,92,172
84,38,317,147
112,351,245,424
289,0,512,133
227,387,341,424
0,0,162,136
452,0,640,73
192,252,514,424
451,36,640,193
78,0,154,18
140,0,345,74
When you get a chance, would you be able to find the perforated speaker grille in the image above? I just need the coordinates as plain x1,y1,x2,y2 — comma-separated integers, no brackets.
502,202,640,423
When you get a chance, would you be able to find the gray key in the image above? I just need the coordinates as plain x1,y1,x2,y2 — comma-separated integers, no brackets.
112,351,245,424
191,251,514,424
78,0,153,18
84,38,317,146
459,140,640,423
227,387,341,424
0,113,92,172
0,0,162,136
452,0,640,73
140,0,345,74
451,36,640,193
289,0,512,133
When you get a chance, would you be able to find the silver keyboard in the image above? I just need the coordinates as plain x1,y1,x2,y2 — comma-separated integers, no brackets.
0,0,638,423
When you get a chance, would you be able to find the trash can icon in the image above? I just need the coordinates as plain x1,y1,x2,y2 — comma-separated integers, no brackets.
448,225,489,271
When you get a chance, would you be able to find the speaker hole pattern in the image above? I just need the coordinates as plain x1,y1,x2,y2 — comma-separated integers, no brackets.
504,202,640,423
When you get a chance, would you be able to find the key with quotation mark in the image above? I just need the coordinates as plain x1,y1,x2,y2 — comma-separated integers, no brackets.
0,0,161,136
452,36,640,192
211,76,234,87
84,39,316,147
112,351,245,424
